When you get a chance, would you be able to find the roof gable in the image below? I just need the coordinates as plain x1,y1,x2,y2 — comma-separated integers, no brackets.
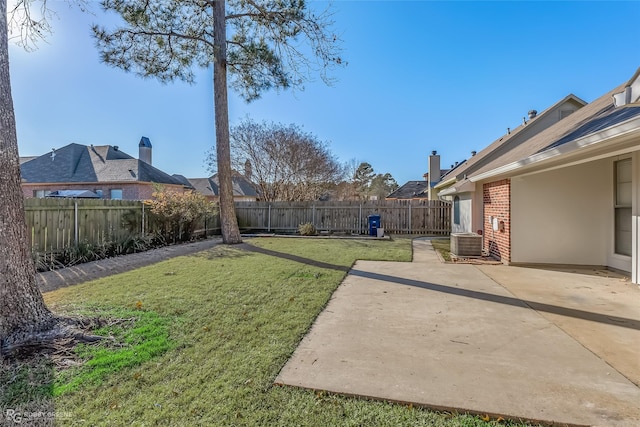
438,94,587,186
21,143,185,186
187,172,259,197
469,79,629,179
386,181,429,199
21,143,97,183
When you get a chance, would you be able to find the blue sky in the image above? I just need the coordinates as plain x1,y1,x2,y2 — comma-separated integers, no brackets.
9,1,640,186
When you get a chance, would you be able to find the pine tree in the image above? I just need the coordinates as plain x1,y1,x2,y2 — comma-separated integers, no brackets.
93,0,343,243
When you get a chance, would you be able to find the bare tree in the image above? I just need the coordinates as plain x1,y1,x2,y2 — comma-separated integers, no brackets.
208,119,344,201
8,0,89,50
93,0,343,243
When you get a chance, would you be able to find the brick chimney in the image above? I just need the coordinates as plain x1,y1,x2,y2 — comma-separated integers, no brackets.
244,159,252,181
139,136,152,165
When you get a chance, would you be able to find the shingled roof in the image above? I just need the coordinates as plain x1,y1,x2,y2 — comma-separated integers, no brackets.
183,172,259,198
20,143,186,186
437,94,587,186
469,79,631,179
386,181,429,199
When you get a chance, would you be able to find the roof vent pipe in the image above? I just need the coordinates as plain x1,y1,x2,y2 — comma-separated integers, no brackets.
471,151,477,156
114,146,119,151
507,128,511,134
431,150,437,156
528,109,537,119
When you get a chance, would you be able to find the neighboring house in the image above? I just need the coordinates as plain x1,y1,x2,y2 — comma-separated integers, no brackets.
436,94,587,233
386,152,452,202
19,156,37,164
20,137,188,200
386,180,429,201
446,68,640,285
178,171,259,202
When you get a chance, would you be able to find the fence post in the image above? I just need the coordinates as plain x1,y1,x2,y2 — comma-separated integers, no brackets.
268,204,271,232
74,201,78,246
141,202,145,235
312,204,316,227
359,204,362,234
408,203,412,234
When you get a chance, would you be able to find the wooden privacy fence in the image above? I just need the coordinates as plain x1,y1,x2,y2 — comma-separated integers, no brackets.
24,199,450,254
235,200,451,235
24,199,148,253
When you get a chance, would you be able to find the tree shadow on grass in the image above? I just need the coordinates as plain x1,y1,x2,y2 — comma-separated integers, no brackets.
188,244,255,261
236,243,350,272
190,242,351,272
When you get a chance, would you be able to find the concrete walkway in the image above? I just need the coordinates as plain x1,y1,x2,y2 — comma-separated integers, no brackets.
275,238,640,426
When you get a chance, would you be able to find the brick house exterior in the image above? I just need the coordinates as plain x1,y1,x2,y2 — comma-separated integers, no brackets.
482,179,510,261
452,67,640,285
21,182,183,200
20,139,189,200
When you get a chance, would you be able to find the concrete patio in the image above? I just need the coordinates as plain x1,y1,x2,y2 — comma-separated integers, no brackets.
275,238,640,426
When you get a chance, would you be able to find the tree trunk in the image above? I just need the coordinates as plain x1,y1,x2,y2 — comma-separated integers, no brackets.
0,0,54,349
213,0,241,244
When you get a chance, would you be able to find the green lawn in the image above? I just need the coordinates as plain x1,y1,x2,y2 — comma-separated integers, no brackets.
4,237,537,426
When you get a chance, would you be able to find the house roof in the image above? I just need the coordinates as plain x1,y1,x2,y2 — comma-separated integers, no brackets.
20,143,186,186
19,156,37,165
185,172,259,198
539,105,640,153
469,79,630,180
386,181,429,199
437,94,587,188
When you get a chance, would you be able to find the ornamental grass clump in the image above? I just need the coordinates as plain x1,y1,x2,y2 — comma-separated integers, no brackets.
298,222,318,236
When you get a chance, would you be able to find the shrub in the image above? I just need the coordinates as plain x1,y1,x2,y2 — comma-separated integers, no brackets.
147,186,216,242
298,222,318,236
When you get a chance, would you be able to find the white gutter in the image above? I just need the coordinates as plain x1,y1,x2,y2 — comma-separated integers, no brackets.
437,187,457,197
469,114,640,182
438,179,476,197
433,176,456,190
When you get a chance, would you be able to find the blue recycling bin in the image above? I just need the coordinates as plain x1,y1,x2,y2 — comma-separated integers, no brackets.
368,214,381,236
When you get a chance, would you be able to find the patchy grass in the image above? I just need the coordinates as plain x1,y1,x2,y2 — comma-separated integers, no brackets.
5,237,539,426
53,307,174,397
431,238,452,262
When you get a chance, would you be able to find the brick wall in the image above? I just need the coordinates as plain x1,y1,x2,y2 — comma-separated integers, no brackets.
483,179,511,262
21,183,184,200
